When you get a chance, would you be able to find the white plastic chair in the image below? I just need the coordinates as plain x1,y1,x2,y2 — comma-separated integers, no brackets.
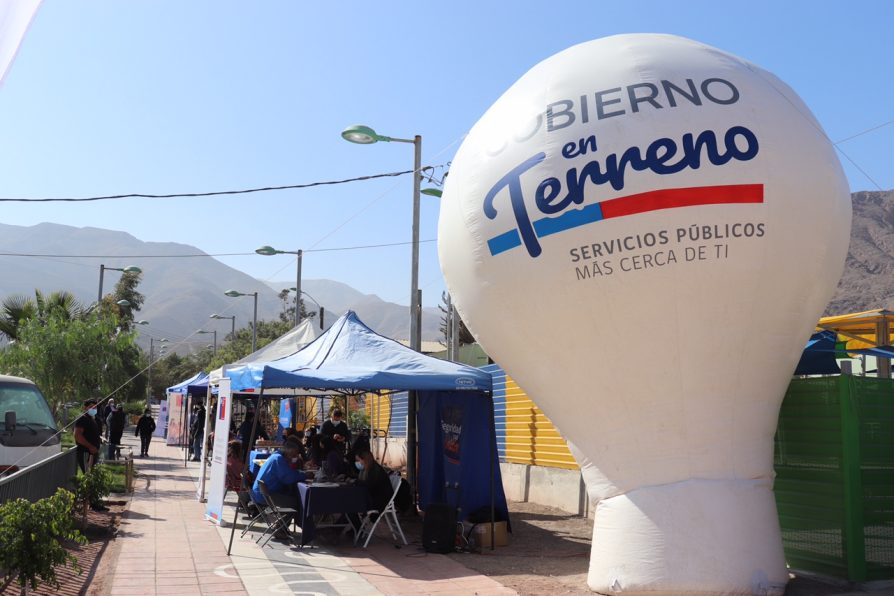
354,472,408,548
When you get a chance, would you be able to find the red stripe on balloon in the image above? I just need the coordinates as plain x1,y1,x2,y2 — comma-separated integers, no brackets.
599,184,764,219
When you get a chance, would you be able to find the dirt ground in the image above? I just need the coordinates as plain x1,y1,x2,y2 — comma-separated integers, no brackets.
446,500,592,595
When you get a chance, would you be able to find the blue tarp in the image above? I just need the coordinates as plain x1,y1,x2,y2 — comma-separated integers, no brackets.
166,371,209,395
225,311,492,393
795,331,841,375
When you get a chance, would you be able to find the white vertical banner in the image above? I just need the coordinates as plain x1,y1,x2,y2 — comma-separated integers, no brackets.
205,378,231,524
154,399,169,438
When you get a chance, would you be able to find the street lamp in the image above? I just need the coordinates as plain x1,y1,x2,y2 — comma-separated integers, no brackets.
289,288,324,329
343,123,422,505
256,245,303,325
197,330,217,355
224,290,258,352
209,313,236,339
98,264,142,302
148,337,168,401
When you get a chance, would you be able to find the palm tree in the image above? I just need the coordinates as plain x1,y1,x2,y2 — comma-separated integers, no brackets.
0,290,85,341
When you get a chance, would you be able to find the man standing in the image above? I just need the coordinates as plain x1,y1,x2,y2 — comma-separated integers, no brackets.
102,399,115,440
190,403,206,462
135,408,156,457
107,404,127,461
321,409,350,455
74,399,101,473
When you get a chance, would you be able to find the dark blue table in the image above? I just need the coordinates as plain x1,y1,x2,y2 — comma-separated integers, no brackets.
296,482,370,546
248,449,272,475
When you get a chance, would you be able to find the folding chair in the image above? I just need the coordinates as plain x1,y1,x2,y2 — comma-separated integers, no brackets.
354,472,409,548
239,473,268,539
257,479,299,547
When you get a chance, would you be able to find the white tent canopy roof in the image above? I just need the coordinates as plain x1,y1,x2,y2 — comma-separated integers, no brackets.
208,319,319,384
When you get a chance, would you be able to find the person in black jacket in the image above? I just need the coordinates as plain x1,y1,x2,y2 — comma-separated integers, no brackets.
321,409,350,456
354,448,393,512
135,408,156,457
106,405,127,460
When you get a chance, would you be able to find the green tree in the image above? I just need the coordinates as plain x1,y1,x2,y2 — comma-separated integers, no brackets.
277,289,315,324
0,489,86,594
0,290,84,342
0,310,139,417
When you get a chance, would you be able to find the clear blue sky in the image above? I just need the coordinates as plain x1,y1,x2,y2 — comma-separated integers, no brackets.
0,1,891,306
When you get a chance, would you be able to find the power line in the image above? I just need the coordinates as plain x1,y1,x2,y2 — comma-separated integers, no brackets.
0,168,437,202
0,239,437,260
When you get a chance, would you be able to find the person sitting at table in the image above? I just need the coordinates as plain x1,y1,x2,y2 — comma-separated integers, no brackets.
354,448,393,512
250,437,307,514
322,439,346,478
226,440,244,492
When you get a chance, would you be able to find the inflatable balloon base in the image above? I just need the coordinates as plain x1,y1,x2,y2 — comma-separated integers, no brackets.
588,478,788,595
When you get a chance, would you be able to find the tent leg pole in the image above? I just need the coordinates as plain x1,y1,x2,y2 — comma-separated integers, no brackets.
226,497,240,555
489,391,496,551
407,390,417,509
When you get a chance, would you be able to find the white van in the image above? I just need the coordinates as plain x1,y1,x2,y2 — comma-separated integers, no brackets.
0,375,61,474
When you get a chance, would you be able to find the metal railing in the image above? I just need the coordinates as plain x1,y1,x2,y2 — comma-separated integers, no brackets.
0,447,78,504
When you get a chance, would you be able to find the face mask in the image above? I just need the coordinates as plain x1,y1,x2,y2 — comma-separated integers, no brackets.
355,461,364,471
88,408,97,416
291,457,299,464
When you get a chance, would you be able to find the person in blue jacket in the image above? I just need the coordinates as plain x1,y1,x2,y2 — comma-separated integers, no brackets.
251,438,306,515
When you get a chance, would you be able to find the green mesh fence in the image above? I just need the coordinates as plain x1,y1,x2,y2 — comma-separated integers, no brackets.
774,376,894,581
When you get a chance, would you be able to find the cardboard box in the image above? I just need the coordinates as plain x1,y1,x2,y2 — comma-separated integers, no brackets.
472,521,509,548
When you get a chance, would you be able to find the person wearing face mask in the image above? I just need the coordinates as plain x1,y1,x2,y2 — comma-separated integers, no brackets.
250,437,307,532
74,399,102,473
354,449,392,512
321,409,351,456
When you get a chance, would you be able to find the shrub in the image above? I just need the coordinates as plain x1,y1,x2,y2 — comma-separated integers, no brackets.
72,464,113,511
121,401,146,417
0,489,86,593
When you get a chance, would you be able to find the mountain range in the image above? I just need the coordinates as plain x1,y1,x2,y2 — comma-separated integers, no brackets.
1,191,892,353
0,222,444,351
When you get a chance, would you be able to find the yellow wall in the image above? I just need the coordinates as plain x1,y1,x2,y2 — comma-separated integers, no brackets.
503,376,579,470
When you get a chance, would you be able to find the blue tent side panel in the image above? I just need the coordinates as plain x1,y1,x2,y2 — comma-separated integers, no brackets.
481,364,507,462
417,390,510,527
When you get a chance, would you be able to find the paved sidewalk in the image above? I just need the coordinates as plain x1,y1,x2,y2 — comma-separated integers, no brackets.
104,436,516,595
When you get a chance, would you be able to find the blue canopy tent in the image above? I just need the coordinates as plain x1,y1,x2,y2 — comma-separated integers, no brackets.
167,371,209,395
795,331,894,375
225,311,509,550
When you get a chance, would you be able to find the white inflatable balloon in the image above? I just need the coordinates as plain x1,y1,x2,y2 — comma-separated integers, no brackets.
439,34,851,595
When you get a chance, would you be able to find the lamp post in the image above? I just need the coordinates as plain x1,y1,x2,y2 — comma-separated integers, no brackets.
98,264,142,302
197,330,217,355
148,337,168,401
341,125,421,352
289,288,324,329
343,124,422,505
256,245,303,325
224,290,258,352
209,313,236,339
